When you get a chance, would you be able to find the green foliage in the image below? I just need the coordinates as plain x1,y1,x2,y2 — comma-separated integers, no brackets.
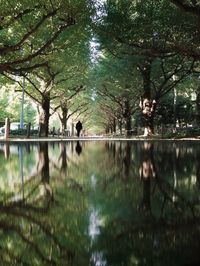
1,0,200,134
90,0,200,134
155,90,195,126
95,0,197,53
0,85,36,123
0,0,92,74
24,101,37,123
10,128,38,135
163,127,200,139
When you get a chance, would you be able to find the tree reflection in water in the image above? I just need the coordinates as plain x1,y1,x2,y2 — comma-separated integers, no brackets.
95,141,200,266
139,142,156,213
0,142,75,265
38,142,53,199
196,146,200,189
58,142,68,174
0,141,199,265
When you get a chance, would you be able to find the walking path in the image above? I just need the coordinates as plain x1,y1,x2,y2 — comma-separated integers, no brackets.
0,135,200,142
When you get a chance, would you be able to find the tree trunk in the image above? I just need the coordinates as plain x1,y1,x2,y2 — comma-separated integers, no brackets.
139,60,156,136
140,98,156,136
125,116,132,136
105,127,109,134
71,122,75,136
196,90,200,125
124,100,132,136
118,119,123,135
39,93,50,137
113,118,116,134
60,106,68,135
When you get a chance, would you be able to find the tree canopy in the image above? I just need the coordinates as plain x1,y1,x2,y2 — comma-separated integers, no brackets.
1,0,200,136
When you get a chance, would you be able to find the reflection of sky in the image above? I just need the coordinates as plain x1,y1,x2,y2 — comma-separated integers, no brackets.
89,38,101,65
91,0,107,23
91,174,97,189
90,251,107,266
89,207,101,240
88,175,101,241
0,145,38,192
88,174,107,266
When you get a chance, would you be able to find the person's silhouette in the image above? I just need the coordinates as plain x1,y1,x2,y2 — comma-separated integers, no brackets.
75,141,82,156
75,121,82,137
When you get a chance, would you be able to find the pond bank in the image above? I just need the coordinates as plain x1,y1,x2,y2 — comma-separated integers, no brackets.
0,135,200,142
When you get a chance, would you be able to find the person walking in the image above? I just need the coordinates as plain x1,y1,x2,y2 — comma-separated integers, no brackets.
75,121,82,137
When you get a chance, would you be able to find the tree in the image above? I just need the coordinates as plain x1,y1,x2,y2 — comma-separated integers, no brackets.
137,56,195,135
0,0,93,135
98,85,138,135
54,87,89,134
12,50,88,136
0,83,36,124
89,51,142,135
93,0,197,135
0,0,83,74
11,65,64,136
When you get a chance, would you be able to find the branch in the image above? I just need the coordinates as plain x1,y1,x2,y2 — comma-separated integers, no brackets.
170,0,200,16
0,9,58,55
157,59,195,99
2,73,21,86
0,16,75,73
25,75,43,97
67,102,88,120
2,73,42,104
74,107,89,120
15,88,42,105
98,85,124,109
65,85,85,101
81,110,93,123
5,62,48,75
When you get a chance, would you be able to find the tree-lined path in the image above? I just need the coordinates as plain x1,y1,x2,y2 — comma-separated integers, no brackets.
1,0,200,138
2,2,200,265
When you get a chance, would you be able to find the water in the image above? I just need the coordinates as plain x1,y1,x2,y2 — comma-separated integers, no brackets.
0,140,200,265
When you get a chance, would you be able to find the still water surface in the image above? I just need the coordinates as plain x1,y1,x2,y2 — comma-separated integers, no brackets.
0,140,200,266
